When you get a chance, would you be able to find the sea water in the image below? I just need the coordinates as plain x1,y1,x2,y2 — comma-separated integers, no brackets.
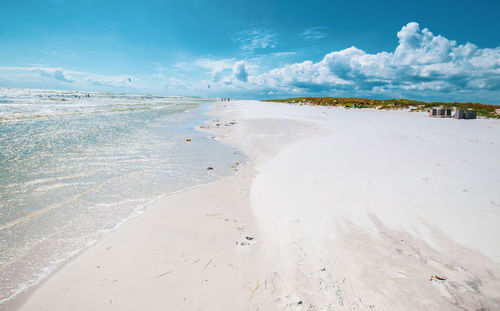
0,88,244,304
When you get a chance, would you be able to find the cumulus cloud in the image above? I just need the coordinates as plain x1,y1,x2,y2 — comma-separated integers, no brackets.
246,22,500,99
232,61,248,82
2,22,499,103
190,57,250,85
211,69,224,83
38,68,74,83
189,58,235,83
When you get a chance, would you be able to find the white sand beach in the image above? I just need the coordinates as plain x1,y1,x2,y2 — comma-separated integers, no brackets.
12,100,500,310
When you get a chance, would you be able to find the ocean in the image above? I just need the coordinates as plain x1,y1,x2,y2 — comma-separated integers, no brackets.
0,88,244,304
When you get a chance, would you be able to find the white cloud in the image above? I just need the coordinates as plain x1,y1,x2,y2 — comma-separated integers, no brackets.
84,75,132,87
271,52,297,57
211,69,224,83
233,27,276,52
232,61,248,82
0,66,134,89
2,22,499,103
194,58,234,71
241,22,500,101
0,66,76,83
189,58,236,83
37,67,75,83
187,57,251,85
153,73,188,90
393,22,455,65
300,27,327,41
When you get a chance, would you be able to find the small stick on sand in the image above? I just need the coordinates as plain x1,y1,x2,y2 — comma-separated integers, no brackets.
156,271,173,278
203,259,213,271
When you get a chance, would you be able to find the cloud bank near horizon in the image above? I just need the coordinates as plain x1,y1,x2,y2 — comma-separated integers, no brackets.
240,22,500,101
1,22,500,103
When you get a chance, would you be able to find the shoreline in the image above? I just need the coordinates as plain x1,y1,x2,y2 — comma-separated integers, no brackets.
9,100,500,310
0,99,244,308
1,176,239,309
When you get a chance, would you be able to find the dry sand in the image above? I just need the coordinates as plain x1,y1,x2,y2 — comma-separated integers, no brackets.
11,100,500,310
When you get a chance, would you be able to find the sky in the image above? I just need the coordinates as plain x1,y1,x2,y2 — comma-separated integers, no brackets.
1,0,500,103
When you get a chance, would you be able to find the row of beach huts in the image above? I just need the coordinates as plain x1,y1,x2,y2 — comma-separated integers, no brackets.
429,108,477,119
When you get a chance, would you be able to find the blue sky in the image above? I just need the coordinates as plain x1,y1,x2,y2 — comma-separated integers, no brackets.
1,0,500,103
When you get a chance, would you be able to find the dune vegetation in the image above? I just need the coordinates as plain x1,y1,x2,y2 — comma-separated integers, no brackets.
264,97,500,118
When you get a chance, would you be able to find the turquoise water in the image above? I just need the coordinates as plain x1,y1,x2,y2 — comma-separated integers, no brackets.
0,88,244,304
